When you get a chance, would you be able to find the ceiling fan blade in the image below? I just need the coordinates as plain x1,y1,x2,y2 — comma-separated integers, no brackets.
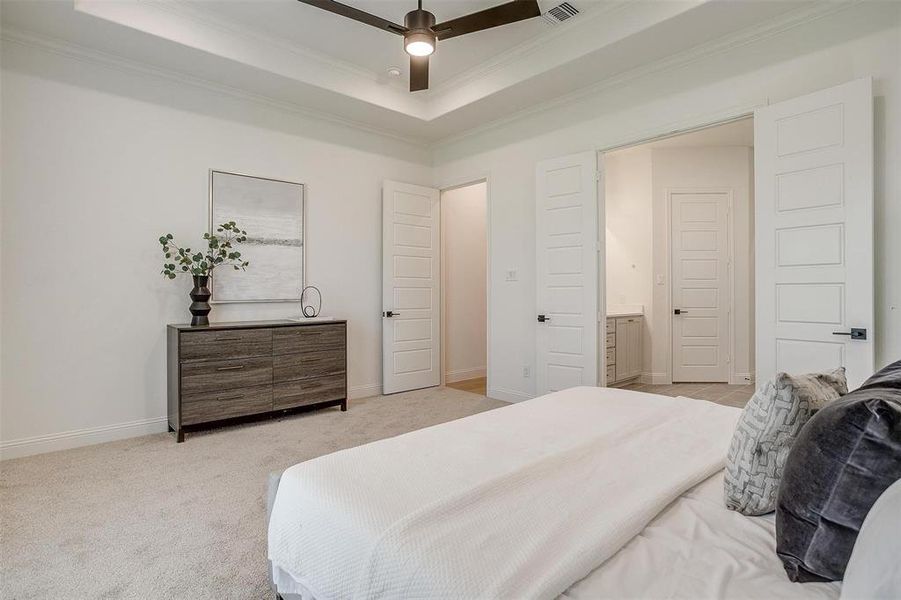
431,0,540,41
410,55,429,92
296,0,407,35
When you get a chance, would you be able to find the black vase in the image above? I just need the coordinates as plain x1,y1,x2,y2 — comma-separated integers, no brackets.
189,275,211,326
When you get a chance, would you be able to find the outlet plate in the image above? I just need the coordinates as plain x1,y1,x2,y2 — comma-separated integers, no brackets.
522,366,531,378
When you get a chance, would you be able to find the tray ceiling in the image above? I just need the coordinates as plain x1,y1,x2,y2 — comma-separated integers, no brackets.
180,0,555,88
0,0,822,143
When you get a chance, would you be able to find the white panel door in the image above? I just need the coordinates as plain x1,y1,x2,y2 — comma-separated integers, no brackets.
671,191,730,382
382,180,441,394
755,78,874,389
536,152,598,395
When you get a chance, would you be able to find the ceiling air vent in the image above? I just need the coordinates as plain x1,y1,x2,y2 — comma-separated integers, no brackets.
543,2,579,25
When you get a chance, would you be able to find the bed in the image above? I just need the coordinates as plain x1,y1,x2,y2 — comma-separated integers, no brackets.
267,386,841,599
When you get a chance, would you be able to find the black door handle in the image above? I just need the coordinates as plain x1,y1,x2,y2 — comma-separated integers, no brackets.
674,309,688,315
832,328,867,340
383,311,400,318
537,314,551,323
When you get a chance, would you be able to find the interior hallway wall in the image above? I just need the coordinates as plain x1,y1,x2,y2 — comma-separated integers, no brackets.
442,182,488,382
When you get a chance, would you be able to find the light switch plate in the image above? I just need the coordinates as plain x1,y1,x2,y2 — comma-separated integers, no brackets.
506,270,518,282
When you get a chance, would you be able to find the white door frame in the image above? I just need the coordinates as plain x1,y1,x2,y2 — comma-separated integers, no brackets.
597,154,608,387
437,174,492,393
666,187,736,384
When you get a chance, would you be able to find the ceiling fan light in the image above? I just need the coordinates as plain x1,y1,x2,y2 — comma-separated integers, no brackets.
404,31,435,56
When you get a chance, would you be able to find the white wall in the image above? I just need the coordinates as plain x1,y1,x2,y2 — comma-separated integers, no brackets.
442,182,487,382
433,3,901,401
650,147,754,385
0,40,431,457
604,147,653,310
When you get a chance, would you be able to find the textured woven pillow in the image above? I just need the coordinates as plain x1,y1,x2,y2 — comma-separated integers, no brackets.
723,368,847,515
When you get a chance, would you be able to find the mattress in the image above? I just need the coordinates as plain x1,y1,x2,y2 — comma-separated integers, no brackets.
562,472,841,600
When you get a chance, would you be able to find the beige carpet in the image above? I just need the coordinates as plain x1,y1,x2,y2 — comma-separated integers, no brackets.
0,387,504,599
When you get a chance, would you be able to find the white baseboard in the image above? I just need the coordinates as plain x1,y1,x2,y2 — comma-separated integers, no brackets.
487,386,533,403
348,383,382,400
641,372,671,385
731,372,754,385
0,416,169,461
445,367,487,384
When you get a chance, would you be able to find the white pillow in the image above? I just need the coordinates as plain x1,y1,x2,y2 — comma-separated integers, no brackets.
840,477,901,599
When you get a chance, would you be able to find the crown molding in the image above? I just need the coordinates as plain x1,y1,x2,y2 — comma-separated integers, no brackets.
0,26,431,150
429,0,864,149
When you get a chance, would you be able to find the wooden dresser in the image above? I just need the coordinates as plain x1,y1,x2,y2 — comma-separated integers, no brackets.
167,319,347,442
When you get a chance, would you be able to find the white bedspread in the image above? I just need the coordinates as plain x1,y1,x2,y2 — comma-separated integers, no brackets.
268,386,740,600
563,471,841,600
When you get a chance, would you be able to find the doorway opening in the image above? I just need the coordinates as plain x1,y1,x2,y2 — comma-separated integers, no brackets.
440,180,488,396
600,117,756,407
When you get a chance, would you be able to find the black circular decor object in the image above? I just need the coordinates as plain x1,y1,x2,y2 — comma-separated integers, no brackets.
301,285,322,318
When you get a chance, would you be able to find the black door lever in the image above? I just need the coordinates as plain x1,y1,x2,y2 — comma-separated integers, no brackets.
537,314,551,323
832,328,867,340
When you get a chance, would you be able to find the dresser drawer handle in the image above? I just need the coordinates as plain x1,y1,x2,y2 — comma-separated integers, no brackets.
216,365,245,371
217,394,244,401
218,336,240,341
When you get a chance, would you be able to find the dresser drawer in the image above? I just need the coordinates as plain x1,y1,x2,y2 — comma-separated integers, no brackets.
181,384,272,425
606,364,616,384
181,357,272,395
273,350,345,383
605,332,616,348
274,375,345,410
273,324,345,355
605,347,615,365
180,328,272,361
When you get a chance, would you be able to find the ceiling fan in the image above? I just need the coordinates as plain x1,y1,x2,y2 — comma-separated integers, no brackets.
296,0,542,92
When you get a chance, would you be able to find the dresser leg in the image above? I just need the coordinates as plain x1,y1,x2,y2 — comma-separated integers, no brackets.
341,400,347,412
176,429,185,443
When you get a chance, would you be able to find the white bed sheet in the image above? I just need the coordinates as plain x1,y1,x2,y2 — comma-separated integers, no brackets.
561,471,841,600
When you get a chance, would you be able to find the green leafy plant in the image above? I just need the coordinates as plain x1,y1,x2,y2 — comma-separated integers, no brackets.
159,221,250,279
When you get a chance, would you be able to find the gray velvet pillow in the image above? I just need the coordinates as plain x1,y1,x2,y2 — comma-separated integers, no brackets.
724,368,847,515
776,359,901,583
